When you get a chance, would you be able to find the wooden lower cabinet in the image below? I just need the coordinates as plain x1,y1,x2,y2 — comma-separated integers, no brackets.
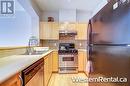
52,51,58,72
44,56,49,86
83,51,88,75
0,52,57,86
0,73,21,86
78,51,88,73
78,51,84,72
44,53,53,86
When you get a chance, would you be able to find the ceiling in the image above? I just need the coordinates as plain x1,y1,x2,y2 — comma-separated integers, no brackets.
34,0,108,12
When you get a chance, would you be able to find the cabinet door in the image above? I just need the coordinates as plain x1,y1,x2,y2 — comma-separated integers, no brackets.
44,53,53,86
44,56,49,86
40,22,43,39
78,51,84,71
51,22,59,40
40,22,52,39
48,53,52,79
68,23,76,30
83,51,88,75
0,73,21,86
59,23,76,30
52,51,58,72
76,23,88,40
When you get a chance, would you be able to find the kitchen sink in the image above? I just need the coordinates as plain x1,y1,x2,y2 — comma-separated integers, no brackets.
21,51,48,55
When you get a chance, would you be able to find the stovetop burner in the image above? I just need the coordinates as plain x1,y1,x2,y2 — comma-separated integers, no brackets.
58,49,78,54
58,43,78,54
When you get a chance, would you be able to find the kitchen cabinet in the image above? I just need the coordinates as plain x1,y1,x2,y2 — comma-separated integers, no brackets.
59,23,87,40
59,23,76,30
44,55,49,86
44,53,53,86
48,53,52,79
76,23,88,40
51,23,59,39
52,51,58,72
83,51,88,75
40,22,59,40
40,22,52,40
67,23,76,30
0,73,21,86
40,22,88,40
78,51,87,72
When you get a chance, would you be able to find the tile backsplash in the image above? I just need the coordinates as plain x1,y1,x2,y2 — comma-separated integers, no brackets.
40,40,87,49
0,40,87,58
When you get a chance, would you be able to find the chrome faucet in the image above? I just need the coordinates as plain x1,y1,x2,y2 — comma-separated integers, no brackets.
26,36,38,55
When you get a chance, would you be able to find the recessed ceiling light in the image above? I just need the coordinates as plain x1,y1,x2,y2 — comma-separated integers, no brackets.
113,2,118,10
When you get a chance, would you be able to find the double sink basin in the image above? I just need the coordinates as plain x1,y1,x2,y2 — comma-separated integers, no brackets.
21,51,49,55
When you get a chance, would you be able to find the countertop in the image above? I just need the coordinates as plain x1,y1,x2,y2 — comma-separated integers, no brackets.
0,50,53,84
0,49,86,83
78,49,87,51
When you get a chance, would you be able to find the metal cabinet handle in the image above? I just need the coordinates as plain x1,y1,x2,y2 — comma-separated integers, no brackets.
19,75,23,86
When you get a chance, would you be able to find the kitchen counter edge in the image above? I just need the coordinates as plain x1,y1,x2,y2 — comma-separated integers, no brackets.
0,50,54,84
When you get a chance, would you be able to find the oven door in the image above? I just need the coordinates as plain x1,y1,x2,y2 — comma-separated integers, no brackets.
59,54,78,67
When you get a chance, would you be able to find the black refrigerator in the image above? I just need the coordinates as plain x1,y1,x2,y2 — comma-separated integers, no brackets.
87,2,130,86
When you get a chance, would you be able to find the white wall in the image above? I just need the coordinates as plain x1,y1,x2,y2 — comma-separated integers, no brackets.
18,0,39,39
0,11,32,47
76,11,92,22
30,0,42,17
59,10,76,22
40,10,91,22
0,0,39,47
41,11,59,22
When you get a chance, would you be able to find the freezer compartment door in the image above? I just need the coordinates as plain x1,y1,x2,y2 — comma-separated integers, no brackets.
89,45,130,86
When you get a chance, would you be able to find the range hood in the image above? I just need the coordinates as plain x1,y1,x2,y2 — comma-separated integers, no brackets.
59,10,76,22
59,30,77,36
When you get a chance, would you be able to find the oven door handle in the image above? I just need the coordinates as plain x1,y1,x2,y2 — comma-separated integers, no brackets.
19,75,23,86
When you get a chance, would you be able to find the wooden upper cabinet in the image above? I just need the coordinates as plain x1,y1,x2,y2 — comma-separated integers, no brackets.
40,22,88,40
59,23,76,30
40,22,52,40
40,22,59,40
76,23,88,40
0,73,21,86
59,23,88,40
51,22,59,40
67,23,76,30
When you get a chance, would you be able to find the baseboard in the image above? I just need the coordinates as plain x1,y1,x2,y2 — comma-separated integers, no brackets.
78,71,84,73
52,71,58,73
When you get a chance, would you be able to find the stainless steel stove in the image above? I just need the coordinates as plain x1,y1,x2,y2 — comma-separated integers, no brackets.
58,43,78,73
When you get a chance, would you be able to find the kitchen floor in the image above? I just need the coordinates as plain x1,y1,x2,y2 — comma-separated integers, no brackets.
48,73,88,86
